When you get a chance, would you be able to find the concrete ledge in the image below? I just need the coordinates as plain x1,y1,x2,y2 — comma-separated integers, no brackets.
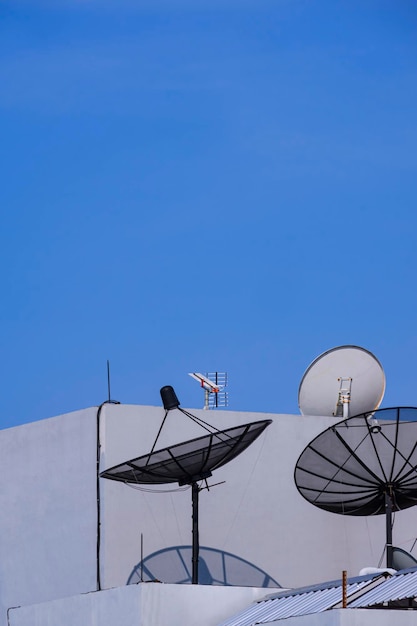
8,583,268,626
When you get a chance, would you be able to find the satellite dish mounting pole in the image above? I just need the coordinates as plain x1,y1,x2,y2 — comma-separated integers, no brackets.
385,489,393,569
191,481,200,584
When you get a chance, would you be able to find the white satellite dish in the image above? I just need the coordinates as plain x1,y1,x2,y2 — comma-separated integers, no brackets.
298,345,385,418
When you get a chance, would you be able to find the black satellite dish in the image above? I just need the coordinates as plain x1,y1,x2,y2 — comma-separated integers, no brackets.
101,386,271,584
294,407,417,569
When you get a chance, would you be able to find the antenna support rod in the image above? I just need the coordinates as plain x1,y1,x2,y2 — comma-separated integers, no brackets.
140,533,144,582
107,360,111,403
192,482,200,584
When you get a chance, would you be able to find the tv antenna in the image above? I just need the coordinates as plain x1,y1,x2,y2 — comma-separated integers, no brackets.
99,360,120,405
294,407,417,569
188,372,228,410
298,345,385,418
101,385,270,584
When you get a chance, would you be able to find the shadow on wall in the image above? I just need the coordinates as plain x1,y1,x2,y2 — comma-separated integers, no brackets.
127,545,281,588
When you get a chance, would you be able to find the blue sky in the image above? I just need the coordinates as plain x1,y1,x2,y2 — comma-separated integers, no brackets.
1,0,416,427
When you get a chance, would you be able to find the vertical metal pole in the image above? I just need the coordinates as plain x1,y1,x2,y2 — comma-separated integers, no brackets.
342,570,347,608
107,360,111,403
385,490,393,569
192,482,199,584
140,533,144,582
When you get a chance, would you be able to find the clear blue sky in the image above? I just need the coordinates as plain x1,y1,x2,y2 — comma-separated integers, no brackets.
1,0,416,428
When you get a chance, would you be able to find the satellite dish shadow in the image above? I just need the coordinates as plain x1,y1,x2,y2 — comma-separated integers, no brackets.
392,547,417,571
127,545,281,588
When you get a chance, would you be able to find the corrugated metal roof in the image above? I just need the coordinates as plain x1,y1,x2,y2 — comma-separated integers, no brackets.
218,577,378,626
349,569,417,607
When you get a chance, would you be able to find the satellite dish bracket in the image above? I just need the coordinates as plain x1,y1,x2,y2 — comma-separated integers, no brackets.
334,377,352,419
178,471,212,486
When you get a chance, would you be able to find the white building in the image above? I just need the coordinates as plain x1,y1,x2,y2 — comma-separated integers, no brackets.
1,400,417,625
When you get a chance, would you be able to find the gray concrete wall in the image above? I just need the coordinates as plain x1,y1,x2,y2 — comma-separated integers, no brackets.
99,404,417,590
0,408,98,626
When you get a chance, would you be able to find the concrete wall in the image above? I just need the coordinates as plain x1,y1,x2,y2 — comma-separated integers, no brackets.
8,583,268,626
0,408,98,626
2,401,417,625
99,404,417,591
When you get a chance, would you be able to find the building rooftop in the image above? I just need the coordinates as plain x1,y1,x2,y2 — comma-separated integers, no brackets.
218,568,417,625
